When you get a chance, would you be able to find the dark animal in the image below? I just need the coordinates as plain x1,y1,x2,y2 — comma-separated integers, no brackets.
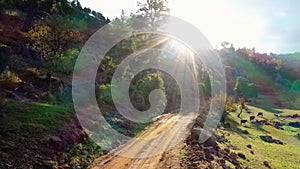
264,161,271,168
224,123,231,128
241,119,248,125
292,114,298,118
257,112,263,117
274,114,280,117
245,108,252,114
250,116,255,121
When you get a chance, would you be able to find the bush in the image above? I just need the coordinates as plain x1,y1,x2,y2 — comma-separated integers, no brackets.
45,86,73,106
96,84,113,104
25,68,41,78
290,80,300,92
135,73,166,112
225,96,237,112
96,84,123,104
234,76,258,99
50,48,79,74
0,71,21,83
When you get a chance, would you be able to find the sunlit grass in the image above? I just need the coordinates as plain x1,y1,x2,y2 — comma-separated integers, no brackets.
218,105,300,168
0,101,74,137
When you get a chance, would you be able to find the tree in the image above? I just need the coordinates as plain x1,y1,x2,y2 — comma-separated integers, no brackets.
234,77,248,97
234,76,258,99
220,96,237,123
28,15,83,59
28,15,83,82
237,97,245,118
137,0,170,30
290,80,300,91
221,41,230,48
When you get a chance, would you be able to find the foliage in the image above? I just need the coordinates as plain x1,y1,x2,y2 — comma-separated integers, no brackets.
28,15,83,60
96,83,124,105
199,72,212,97
136,73,165,97
26,68,41,77
67,138,105,169
96,84,113,104
247,83,258,98
290,80,300,92
134,72,165,110
45,86,73,106
137,0,170,30
234,76,258,98
0,70,22,83
50,48,79,74
225,96,237,112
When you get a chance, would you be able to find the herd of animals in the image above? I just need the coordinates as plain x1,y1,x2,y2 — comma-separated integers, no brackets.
238,108,299,125
240,110,264,125
224,108,300,126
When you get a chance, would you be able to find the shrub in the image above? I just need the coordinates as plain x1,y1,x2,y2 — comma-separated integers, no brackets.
290,80,300,92
234,76,258,99
96,84,113,104
50,48,79,74
0,71,21,83
25,68,41,78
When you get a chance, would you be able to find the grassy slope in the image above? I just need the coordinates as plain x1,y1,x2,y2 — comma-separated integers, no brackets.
217,103,300,169
224,52,300,110
0,101,73,138
0,100,109,168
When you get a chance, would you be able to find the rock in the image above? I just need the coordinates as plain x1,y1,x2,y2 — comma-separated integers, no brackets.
260,135,284,145
237,128,249,134
237,153,246,160
288,121,300,128
48,136,62,142
260,135,273,143
7,92,21,101
191,127,212,142
58,153,67,164
246,144,252,149
44,136,64,150
41,160,57,168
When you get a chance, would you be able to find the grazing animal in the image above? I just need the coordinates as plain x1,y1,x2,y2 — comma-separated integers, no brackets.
245,108,252,114
241,119,248,125
257,112,263,117
274,114,280,117
224,123,231,128
250,116,255,121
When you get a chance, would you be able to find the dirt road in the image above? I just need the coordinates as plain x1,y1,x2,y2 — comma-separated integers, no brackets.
90,113,197,169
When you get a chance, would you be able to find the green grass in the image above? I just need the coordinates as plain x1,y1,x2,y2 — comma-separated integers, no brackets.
218,106,300,168
67,138,105,168
0,100,74,137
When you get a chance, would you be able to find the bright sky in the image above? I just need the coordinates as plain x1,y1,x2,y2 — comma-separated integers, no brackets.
80,0,300,54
